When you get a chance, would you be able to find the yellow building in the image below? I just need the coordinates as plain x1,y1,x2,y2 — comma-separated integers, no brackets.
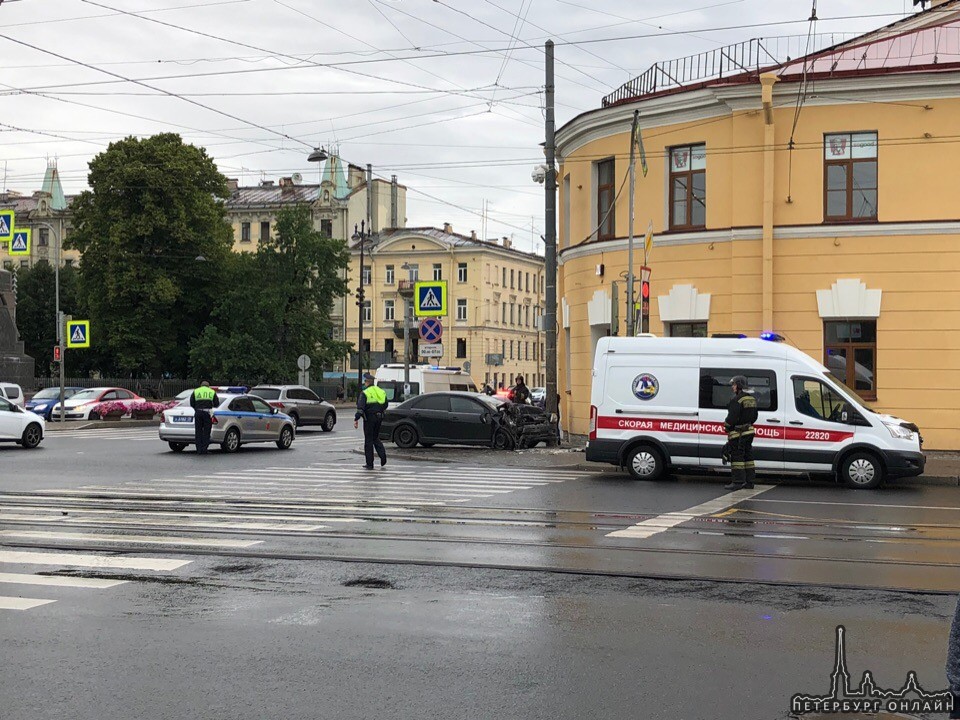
0,161,80,271
345,226,545,390
557,2,960,449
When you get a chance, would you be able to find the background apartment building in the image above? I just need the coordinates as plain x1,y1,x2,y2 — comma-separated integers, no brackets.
345,226,546,390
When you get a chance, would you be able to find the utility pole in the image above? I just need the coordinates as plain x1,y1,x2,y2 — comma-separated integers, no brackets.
544,40,558,429
627,109,639,337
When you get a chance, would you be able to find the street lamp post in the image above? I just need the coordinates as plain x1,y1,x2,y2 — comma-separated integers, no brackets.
33,220,65,422
352,221,367,392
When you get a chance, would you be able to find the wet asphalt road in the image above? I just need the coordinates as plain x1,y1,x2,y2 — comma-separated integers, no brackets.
2,424,959,719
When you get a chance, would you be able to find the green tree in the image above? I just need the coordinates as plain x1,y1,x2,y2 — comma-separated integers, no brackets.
189,204,350,382
67,133,233,376
13,260,82,375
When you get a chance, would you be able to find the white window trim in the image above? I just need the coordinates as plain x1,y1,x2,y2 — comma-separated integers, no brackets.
657,284,711,324
816,279,881,319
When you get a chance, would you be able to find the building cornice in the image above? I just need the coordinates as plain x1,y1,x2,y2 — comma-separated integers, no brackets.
558,220,960,264
557,70,960,160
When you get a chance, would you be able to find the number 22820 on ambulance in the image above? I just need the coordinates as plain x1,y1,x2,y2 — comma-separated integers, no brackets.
586,336,924,489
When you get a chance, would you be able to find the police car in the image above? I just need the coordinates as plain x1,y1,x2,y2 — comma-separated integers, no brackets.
159,393,296,453
587,335,924,489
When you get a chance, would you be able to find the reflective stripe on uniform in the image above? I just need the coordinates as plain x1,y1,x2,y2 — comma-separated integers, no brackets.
363,385,387,405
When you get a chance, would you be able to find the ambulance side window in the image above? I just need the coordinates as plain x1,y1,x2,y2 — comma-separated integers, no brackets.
699,369,778,411
792,377,865,425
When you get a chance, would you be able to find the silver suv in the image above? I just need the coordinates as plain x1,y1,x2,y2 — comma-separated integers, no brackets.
249,385,336,431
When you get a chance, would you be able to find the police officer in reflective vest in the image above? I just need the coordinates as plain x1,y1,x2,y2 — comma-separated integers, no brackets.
190,381,220,455
724,375,758,490
354,373,387,469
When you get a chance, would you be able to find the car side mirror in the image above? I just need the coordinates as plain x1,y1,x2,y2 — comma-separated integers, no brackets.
271,407,279,415
481,412,490,424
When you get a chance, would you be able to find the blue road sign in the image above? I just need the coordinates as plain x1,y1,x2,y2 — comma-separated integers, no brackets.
0,210,14,240
419,317,443,344
414,281,447,317
10,229,30,256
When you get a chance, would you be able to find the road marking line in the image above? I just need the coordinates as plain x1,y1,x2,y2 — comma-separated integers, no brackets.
26,490,448,505
0,572,127,589
0,550,192,572
0,504,383,520
124,482,492,498
65,518,327,532
0,596,56,610
0,531,264,548
751,499,960,511
607,485,775,540
154,476,531,490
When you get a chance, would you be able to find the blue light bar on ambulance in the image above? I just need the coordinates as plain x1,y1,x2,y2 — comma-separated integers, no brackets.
760,332,786,342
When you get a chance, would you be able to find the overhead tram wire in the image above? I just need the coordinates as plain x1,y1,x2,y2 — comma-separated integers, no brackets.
7,11,932,95
1,0,252,29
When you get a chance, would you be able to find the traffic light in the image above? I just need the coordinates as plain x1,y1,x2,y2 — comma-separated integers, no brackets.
640,279,650,331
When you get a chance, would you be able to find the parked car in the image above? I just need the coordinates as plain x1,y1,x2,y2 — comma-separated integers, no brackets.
25,387,84,420
0,382,24,408
50,387,144,421
530,387,546,405
159,393,295,453
0,395,44,448
380,392,556,450
249,385,336,431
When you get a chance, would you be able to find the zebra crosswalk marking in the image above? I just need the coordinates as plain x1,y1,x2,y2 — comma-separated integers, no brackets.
0,572,128,589
0,531,264,549
0,550,191,572
0,597,57,611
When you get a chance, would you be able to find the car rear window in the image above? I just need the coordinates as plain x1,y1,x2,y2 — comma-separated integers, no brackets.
414,394,450,411
250,388,281,400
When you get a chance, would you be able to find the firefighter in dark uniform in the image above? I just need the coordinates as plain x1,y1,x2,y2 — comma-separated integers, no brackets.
354,372,388,469
724,375,758,490
190,381,220,455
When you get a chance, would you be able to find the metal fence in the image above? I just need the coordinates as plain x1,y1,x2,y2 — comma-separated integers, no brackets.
33,376,351,402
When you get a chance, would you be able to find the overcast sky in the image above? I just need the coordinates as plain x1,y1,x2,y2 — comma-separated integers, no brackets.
1,0,914,252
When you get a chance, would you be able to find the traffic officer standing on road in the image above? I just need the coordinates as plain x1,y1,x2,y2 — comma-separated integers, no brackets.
355,372,387,470
190,381,220,455
724,375,758,490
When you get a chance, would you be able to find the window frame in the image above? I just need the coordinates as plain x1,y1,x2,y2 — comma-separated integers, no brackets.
384,299,395,321
823,132,878,224
433,263,443,281
457,262,467,283
597,157,616,241
38,228,49,247
259,221,270,243
361,265,371,286
456,337,467,358
385,265,395,285
456,298,467,321
823,320,877,401
240,222,251,243
667,322,708,338
668,144,707,231
362,300,372,323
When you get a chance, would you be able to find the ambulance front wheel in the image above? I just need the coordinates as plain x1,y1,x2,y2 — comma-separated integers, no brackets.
839,451,883,489
624,445,665,481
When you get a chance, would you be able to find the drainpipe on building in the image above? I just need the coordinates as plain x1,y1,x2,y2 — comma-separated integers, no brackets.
761,72,779,331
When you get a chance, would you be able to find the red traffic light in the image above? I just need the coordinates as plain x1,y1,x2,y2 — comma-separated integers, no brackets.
641,280,650,299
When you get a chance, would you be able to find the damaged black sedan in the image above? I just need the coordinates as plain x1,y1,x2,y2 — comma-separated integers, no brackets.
379,391,556,450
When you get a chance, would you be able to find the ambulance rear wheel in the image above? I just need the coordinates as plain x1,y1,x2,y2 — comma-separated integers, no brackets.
625,445,665,481
840,451,883,489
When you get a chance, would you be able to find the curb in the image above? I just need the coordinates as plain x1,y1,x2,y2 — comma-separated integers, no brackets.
45,420,161,432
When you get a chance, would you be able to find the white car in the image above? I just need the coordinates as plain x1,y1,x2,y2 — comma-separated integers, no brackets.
1,382,24,408
50,386,144,421
0,395,44,448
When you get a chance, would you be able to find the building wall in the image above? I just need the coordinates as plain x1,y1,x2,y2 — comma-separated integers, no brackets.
557,73,960,449
344,232,546,390
0,202,80,271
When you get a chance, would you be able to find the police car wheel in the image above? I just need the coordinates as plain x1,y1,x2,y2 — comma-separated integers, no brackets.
221,428,241,453
625,445,665,481
395,425,418,449
168,442,186,453
20,423,42,449
321,412,335,432
276,426,294,450
840,452,883,489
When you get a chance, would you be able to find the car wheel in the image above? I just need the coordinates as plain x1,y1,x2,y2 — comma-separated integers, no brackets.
168,442,187,453
221,427,241,453
289,412,301,428
493,429,515,451
840,451,883,489
394,424,419,449
89,411,100,421
321,412,335,432
625,445,665,481
276,425,294,450
20,423,43,449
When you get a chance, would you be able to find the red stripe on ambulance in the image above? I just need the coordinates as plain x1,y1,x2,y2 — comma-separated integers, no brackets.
597,417,853,443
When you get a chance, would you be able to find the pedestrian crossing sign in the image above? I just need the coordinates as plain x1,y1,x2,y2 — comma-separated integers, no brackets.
0,210,13,240
415,280,447,317
67,320,90,349
9,229,30,256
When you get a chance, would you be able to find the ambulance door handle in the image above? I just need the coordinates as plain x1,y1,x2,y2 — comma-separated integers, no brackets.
766,418,781,423
789,421,804,426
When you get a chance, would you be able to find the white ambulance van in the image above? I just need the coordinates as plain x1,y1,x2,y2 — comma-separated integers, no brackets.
374,364,478,402
587,336,924,489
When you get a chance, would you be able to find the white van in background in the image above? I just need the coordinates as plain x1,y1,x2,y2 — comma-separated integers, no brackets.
374,364,478,402
587,336,924,489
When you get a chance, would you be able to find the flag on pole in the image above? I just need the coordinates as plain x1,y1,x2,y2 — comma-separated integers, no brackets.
632,118,648,178
644,220,654,259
